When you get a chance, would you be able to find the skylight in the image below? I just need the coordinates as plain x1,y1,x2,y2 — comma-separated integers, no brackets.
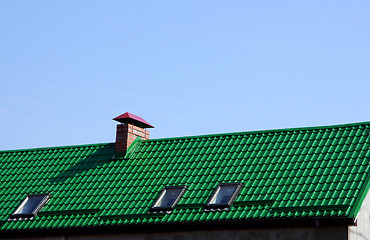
11,193,50,218
206,183,242,208
151,186,186,211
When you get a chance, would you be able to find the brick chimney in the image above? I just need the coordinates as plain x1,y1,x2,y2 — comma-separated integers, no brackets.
113,112,154,153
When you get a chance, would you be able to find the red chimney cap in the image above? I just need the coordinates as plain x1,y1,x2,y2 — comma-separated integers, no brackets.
113,112,154,128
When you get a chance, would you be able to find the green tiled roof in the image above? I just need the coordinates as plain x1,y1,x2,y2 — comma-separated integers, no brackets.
0,121,370,232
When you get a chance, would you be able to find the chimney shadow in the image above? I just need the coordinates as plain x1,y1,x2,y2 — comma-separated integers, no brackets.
50,143,116,183
50,112,152,184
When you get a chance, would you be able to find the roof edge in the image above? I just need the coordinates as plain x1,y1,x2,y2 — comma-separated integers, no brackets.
1,121,369,152
148,121,370,142
0,217,356,239
0,142,114,154
349,169,370,218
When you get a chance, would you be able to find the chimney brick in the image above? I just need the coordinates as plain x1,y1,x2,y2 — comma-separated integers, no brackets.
115,123,150,153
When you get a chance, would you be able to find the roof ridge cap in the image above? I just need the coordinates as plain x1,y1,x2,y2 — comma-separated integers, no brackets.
0,142,113,153
148,121,370,142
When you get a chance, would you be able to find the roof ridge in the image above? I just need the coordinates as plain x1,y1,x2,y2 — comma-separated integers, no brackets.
0,142,114,154
1,121,369,151
147,121,370,142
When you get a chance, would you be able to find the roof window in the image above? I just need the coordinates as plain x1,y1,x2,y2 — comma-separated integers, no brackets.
11,193,50,218
151,186,186,211
206,183,242,209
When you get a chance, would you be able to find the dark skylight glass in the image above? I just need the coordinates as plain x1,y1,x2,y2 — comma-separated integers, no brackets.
206,183,242,208
151,186,186,210
12,194,50,218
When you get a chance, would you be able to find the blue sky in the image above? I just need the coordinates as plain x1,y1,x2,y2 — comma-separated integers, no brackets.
1,1,369,150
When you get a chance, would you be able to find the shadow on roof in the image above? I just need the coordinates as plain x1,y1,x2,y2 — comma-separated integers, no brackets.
49,143,116,183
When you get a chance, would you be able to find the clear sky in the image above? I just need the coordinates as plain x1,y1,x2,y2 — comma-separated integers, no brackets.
1,1,369,150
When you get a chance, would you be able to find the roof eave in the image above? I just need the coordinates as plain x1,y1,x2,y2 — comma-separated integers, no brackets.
0,217,356,239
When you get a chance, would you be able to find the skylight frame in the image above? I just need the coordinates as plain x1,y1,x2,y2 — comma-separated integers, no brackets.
205,183,243,209
150,186,187,211
11,193,50,218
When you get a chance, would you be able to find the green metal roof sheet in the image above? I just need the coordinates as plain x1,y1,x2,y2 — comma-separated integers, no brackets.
0,121,369,232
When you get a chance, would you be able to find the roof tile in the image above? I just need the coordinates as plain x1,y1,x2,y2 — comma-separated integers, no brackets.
1,122,370,231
